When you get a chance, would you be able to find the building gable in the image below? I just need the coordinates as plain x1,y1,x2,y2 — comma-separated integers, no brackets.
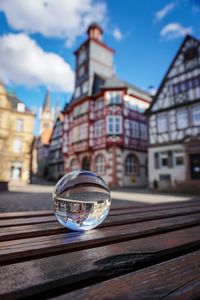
148,35,200,114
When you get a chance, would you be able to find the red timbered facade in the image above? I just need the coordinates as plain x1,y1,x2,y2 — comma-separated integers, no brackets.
63,23,151,187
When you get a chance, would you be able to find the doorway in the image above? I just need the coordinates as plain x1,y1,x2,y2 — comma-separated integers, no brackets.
82,156,90,171
190,153,200,180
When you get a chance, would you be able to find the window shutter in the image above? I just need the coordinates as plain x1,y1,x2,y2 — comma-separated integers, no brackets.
154,153,159,169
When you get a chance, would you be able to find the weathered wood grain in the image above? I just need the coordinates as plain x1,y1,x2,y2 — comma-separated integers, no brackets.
1,204,200,229
0,228,200,300
54,250,200,300
1,213,200,265
0,212,200,242
0,200,199,220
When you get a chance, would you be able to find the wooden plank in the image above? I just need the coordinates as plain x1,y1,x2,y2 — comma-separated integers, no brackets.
1,204,200,228
0,211,52,220
54,250,200,300
109,200,200,216
1,228,200,300
1,212,200,242
1,214,200,265
0,200,199,220
0,215,56,228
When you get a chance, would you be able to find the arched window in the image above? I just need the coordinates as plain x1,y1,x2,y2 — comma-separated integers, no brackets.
70,159,79,171
95,154,106,175
125,154,138,176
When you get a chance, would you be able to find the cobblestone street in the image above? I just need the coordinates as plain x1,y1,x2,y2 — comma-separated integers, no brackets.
0,180,199,212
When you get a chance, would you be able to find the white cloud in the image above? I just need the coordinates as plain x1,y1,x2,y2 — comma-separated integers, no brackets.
160,23,193,40
112,28,123,41
155,3,176,22
0,33,74,92
0,0,107,47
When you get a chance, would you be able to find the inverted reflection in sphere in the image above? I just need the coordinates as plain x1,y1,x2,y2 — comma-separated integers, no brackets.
52,171,111,231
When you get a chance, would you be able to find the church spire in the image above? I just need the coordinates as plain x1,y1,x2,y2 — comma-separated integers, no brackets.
42,90,51,112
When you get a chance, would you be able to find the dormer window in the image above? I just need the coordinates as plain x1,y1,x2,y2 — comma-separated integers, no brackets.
17,103,25,112
108,92,121,105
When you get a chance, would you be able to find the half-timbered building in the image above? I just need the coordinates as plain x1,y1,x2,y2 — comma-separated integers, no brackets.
147,35,200,189
48,114,64,180
63,23,151,187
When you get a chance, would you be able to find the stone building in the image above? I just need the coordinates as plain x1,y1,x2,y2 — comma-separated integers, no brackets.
62,23,151,187
147,35,200,189
0,82,35,187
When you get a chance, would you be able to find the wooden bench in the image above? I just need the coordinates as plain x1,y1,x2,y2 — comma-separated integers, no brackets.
0,200,200,299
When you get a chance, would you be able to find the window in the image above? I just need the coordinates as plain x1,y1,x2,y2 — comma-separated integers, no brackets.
108,92,121,105
17,103,25,112
10,162,22,180
95,154,106,174
79,123,88,140
140,123,148,140
74,87,80,98
192,104,200,125
173,150,184,167
107,116,122,135
130,121,139,138
78,66,85,78
13,139,22,153
82,81,88,94
95,120,103,138
70,159,79,171
157,114,168,133
78,49,87,65
125,154,137,176
184,46,198,62
95,99,103,111
16,119,24,132
177,108,188,129
73,102,89,118
159,152,168,168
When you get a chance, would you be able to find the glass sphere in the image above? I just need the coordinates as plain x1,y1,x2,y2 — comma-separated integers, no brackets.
52,171,111,231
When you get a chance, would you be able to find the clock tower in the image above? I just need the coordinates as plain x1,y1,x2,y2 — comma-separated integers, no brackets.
73,23,115,100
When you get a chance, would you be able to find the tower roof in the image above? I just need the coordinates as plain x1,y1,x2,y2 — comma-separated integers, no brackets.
87,22,103,35
42,90,51,112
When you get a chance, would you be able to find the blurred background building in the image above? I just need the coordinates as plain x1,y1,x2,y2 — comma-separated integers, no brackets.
147,35,200,189
48,113,64,181
0,81,35,188
62,23,152,187
35,91,55,178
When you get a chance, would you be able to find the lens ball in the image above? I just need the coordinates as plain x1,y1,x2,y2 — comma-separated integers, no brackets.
52,171,111,231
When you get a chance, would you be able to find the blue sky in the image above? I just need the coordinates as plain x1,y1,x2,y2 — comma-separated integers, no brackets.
0,0,200,133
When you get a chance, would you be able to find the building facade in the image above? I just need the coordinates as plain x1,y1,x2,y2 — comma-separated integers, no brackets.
147,35,200,189
36,91,55,178
0,82,35,186
48,114,64,180
62,23,151,187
